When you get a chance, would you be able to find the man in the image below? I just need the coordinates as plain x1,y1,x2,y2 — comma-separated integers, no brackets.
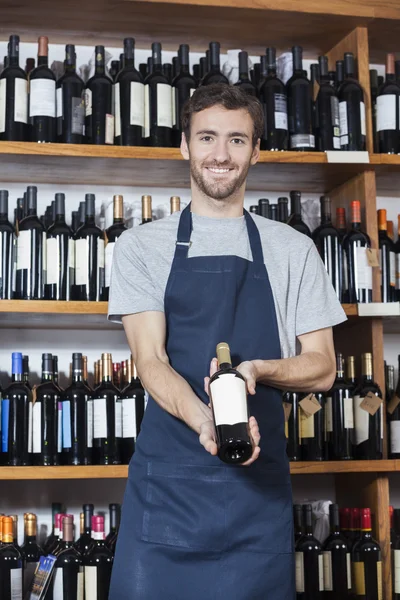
108,83,346,599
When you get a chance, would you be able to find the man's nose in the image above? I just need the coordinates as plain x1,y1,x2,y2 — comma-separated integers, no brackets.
210,140,230,164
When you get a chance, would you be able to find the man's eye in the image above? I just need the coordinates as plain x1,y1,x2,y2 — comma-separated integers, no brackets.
232,138,244,144
201,136,213,142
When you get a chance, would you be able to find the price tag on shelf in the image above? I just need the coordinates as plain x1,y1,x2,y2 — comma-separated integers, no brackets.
366,248,379,268
360,391,382,416
299,394,322,418
387,395,400,415
326,151,370,163
283,402,292,422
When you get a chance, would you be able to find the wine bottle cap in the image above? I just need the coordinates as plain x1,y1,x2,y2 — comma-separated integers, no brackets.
266,47,276,70
0,190,8,214
278,197,288,204
80,512,84,535
344,52,355,77
65,44,76,65
216,342,231,366
38,36,49,57
62,515,74,542
92,515,105,532
258,198,269,206
377,208,387,231
292,46,303,71
350,200,361,223
12,352,23,376
269,205,278,221
249,206,258,214
42,353,53,374
361,353,373,377
72,352,83,373
360,508,372,531
2,517,13,543
386,53,395,76
320,195,331,218
95,46,105,60
55,193,65,217
113,195,124,219
25,513,37,537
336,207,346,228
310,63,320,84
178,44,190,66
27,186,38,210
238,51,248,75
8,35,19,59
123,37,135,59
339,507,351,530
152,42,162,66
85,194,96,217
387,220,394,240
318,55,329,77
142,195,152,220
209,41,220,68
170,196,181,214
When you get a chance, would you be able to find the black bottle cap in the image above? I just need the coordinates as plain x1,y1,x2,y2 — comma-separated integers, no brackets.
269,205,278,221
151,42,162,66
200,56,207,78
336,60,344,84
123,38,135,61
53,355,58,372
258,198,269,206
51,200,56,222
172,56,180,78
27,186,37,211
310,63,320,85
0,190,8,215
55,193,65,217
95,46,105,66
249,206,258,214
320,195,331,212
42,353,53,374
109,504,121,530
293,504,303,527
65,44,76,66
209,42,221,68
72,352,83,373
344,52,355,77
83,504,94,529
266,47,276,70
278,196,288,204
292,46,303,71
85,194,95,217
23,355,29,373
303,504,313,527
290,190,301,200
370,68,378,89
8,35,19,59
318,56,329,78
260,55,267,76
78,201,85,225
238,51,248,76
178,44,189,67
329,503,340,527
258,198,269,218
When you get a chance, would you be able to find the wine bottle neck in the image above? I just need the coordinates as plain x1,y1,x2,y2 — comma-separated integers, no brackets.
37,56,48,67
12,373,23,382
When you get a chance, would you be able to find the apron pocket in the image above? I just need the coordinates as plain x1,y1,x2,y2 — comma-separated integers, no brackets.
141,461,226,552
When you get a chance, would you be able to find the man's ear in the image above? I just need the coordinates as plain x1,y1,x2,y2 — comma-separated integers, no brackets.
250,138,260,166
181,132,190,161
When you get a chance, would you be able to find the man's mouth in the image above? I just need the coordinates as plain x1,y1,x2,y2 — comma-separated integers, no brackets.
206,167,233,174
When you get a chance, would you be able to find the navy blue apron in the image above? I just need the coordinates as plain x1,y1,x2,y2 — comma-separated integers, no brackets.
109,204,295,600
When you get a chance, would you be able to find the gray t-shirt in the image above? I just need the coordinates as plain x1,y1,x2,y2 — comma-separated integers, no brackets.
108,211,347,358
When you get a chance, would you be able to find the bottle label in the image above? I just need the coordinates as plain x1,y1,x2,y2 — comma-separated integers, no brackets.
32,401,42,453
344,396,354,429
156,83,172,128
300,411,314,439
56,87,63,118
122,398,137,438
360,101,366,137
105,241,115,288
93,398,107,438
330,96,340,148
29,78,56,118
68,238,75,288
274,93,288,130
10,567,23,600
0,79,5,133
377,561,382,600
325,396,333,434
42,231,47,277
290,133,315,149
376,94,396,131
352,561,366,594
71,96,84,136
355,246,373,291
390,421,400,453
24,561,38,596
17,230,31,270
28,401,33,454
323,551,333,591
46,237,59,285
87,399,93,448
144,84,150,138
339,100,348,146
74,238,89,286
346,553,352,589
172,86,177,127
85,565,97,600
353,395,369,445
52,567,63,598
394,549,400,592
209,373,248,426
390,251,396,287
57,401,62,453
115,399,122,438
397,254,400,290
318,553,324,591
62,400,72,449
105,114,114,144
14,78,28,125
114,82,121,138
295,551,304,592
78,569,84,600
97,238,105,293
1,398,9,452
85,88,92,117
130,81,145,127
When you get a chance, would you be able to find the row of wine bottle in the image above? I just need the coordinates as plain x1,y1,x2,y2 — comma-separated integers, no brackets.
0,351,146,467
285,352,385,461
0,502,120,600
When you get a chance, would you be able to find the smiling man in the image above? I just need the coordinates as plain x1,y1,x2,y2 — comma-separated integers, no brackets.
108,84,346,599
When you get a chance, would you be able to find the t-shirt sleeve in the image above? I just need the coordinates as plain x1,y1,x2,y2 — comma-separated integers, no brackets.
295,242,347,337
107,230,164,322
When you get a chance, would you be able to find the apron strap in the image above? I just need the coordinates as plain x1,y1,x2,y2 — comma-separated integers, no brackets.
244,210,265,265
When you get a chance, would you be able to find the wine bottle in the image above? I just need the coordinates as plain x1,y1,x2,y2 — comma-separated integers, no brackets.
2,352,32,466
325,353,353,460
342,200,372,303
378,208,396,302
56,44,85,144
352,508,382,599
104,195,127,301
84,516,113,600
234,51,256,97
315,55,340,151
62,353,92,466
322,503,351,598
370,69,379,153
144,42,172,147
75,504,94,556
200,42,229,86
336,207,347,239
108,61,120,83
209,342,252,464
340,508,351,545
312,195,342,300
0,35,28,141
393,508,400,600
376,53,400,154
171,44,197,147
259,47,288,151
105,504,120,553
0,190,15,299
389,355,400,459
0,516,23,599
48,515,84,600
20,513,43,596
93,353,122,465
287,191,311,237
170,196,181,214
121,356,145,464
299,392,324,461
74,194,105,302
141,195,152,224
25,58,35,75
396,215,400,301
293,505,304,544
287,46,315,151
284,390,301,461
42,503,63,554
33,353,61,466
353,353,383,460
85,46,113,145
258,198,269,218
295,504,323,599
45,193,74,301
338,52,366,151
114,38,144,147
23,355,31,389
278,197,289,223
29,36,56,143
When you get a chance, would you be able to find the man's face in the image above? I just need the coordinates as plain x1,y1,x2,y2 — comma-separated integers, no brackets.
181,106,259,202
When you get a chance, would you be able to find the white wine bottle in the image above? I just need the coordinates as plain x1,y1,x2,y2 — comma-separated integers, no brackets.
209,342,252,464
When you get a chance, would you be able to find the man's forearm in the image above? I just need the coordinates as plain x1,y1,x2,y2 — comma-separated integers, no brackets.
137,356,211,434
253,351,335,393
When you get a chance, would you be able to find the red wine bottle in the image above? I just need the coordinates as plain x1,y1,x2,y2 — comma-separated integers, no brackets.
85,46,113,145
287,46,315,151
29,36,56,143
325,353,353,460
171,44,197,147
351,508,382,599
259,47,288,151
114,37,144,147
312,195,342,300
353,353,383,460
315,55,340,151
75,504,94,556
338,52,366,151
378,208,396,302
342,200,372,303
56,44,84,144
322,504,351,598
33,354,61,466
121,356,145,464
0,35,28,141
84,516,113,600
0,190,15,299
105,504,120,553
144,42,172,147
376,53,400,154
295,504,323,599
104,195,127,301
0,516,23,599
48,515,84,599
234,51,256,97
20,513,43,596
287,191,311,237
45,193,74,301
200,42,229,86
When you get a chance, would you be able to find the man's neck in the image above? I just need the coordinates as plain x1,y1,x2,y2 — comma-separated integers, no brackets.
190,180,245,218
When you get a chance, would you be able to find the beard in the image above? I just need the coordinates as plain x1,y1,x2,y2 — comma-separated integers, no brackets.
189,157,251,201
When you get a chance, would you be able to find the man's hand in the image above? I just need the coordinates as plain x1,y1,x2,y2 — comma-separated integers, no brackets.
202,358,261,466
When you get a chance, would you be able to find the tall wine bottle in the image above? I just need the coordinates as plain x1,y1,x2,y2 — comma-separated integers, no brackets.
325,353,353,460
389,355,400,460
85,46,113,145
352,508,382,599
0,516,23,599
84,516,113,600
105,504,120,553
75,504,94,556
259,47,288,151
314,55,340,151
312,195,342,300
56,44,85,144
144,42,172,147
376,53,400,154
114,37,144,146
0,35,28,141
378,208,396,302
20,513,43,596
29,36,56,143
42,503,63,554
342,200,372,303
294,505,304,544
0,189,15,299
278,197,289,223
121,356,145,464
234,51,256,96
48,515,84,600
209,342,252,464
287,46,315,151
33,353,61,466
353,353,383,460
338,52,366,151
284,390,301,461
104,195,127,301
287,191,311,237
200,42,229,86
93,353,122,465
45,193,74,301
299,392,324,461
171,44,197,147
322,503,351,598
295,504,323,599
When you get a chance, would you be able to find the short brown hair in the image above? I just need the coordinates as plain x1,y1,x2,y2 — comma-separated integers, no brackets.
181,84,264,147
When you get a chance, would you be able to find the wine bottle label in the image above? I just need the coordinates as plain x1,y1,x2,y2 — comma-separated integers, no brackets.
274,93,288,130
0,79,6,133
353,395,369,445
71,97,84,136
325,397,333,434
87,399,93,448
32,401,42,453
344,396,354,429
1,398,9,452
46,237,59,285
62,400,72,449
93,398,107,438
56,87,63,118
14,78,28,125
295,552,305,592
130,81,145,127
105,114,114,144
24,561,38,596
85,88,92,117
144,84,150,138
210,374,248,426
390,421,400,453
355,247,373,291
75,238,89,286
360,101,366,137
52,568,64,598
30,79,56,118
346,553,352,589
339,101,348,146
28,401,33,454
114,82,121,138
396,254,400,290
290,133,315,149
342,250,349,291
172,87,177,127
330,96,340,149
10,567,23,600
376,94,396,131
377,561,382,600
300,411,314,439
105,241,115,288
115,399,122,438
92,531,104,541
394,549,400,592
390,251,396,287
78,569,84,600
17,230,31,270
318,554,324,591
122,398,137,438
352,561,366,594
156,83,172,128
57,401,62,453
323,551,333,591
97,238,105,268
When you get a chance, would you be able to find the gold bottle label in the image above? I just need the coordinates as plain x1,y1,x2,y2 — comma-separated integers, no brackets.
352,561,366,595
